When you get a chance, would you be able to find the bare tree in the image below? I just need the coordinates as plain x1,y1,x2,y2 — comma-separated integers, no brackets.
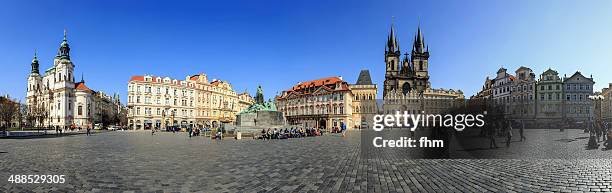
0,96,18,131
25,105,36,130
118,108,128,127
37,106,49,130
18,103,26,130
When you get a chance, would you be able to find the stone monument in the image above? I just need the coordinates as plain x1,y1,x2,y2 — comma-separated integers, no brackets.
236,85,285,127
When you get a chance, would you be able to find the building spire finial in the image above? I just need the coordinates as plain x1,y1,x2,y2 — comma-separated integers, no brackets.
64,28,67,41
31,49,40,74
386,16,399,54
81,72,84,83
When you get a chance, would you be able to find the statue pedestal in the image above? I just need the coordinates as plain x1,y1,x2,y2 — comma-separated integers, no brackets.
236,111,285,127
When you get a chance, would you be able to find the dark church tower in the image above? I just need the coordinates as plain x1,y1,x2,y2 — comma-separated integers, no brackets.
411,24,430,92
383,22,400,97
383,20,432,98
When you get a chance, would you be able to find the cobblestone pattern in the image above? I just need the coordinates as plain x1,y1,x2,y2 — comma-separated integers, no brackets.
1,130,611,192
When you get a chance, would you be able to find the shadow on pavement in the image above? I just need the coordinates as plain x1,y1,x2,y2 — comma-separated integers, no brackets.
1,131,109,139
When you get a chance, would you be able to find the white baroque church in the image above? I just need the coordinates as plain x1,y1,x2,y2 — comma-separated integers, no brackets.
26,30,121,129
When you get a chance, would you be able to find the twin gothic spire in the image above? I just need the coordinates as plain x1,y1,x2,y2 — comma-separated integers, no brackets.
385,18,429,56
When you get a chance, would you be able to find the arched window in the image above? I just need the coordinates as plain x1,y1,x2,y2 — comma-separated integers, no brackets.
419,61,423,71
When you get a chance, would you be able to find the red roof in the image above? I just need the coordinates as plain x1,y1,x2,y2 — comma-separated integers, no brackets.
277,77,349,100
129,76,145,81
289,77,343,92
75,82,92,91
509,75,516,81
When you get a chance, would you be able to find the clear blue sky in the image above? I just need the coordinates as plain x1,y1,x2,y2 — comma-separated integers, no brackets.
1,0,612,104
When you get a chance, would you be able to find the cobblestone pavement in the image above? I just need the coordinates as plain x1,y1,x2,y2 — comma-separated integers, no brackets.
1,129,611,192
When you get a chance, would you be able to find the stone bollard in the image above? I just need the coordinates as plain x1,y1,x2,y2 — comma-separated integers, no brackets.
236,132,242,140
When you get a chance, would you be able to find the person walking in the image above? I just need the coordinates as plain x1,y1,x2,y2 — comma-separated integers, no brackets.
594,121,601,143
519,123,526,142
604,122,609,142
605,129,612,150
489,122,498,149
506,121,513,148
86,126,91,136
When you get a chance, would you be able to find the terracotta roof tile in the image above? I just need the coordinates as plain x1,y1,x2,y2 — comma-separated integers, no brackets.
289,77,343,92
75,82,92,91
278,77,350,100
130,76,144,81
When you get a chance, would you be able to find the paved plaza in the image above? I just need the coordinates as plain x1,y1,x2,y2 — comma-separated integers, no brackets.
1,129,612,192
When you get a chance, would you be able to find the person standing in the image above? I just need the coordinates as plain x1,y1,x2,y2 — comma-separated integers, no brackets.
86,126,91,136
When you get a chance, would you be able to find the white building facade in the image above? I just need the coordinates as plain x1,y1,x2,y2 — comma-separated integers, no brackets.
127,74,254,130
26,31,121,129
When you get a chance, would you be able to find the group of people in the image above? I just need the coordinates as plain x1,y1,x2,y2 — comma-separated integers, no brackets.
587,120,611,150
487,120,526,149
330,126,348,137
52,125,93,136
151,127,205,138
259,127,322,140
187,127,202,138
